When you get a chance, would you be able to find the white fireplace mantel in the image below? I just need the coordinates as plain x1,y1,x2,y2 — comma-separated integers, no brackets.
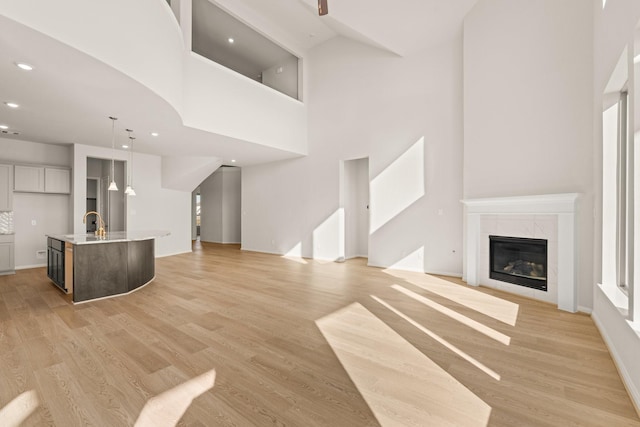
461,193,578,312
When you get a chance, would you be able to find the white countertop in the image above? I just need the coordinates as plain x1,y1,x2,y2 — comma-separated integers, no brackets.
47,230,170,245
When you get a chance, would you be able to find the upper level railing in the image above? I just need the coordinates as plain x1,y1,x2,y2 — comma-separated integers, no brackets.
165,0,299,100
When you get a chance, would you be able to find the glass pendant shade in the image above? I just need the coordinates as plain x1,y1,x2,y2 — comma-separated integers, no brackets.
108,180,118,191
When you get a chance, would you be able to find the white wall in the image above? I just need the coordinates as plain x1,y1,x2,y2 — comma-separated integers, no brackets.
161,156,221,192
592,0,640,411
183,53,308,155
242,35,464,274
222,168,241,244
200,167,241,244
0,139,72,268
200,168,223,243
13,194,69,268
73,144,192,257
127,152,192,257
0,139,70,167
463,0,594,308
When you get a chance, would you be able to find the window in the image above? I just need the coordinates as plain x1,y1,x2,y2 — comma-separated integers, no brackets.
616,89,630,295
602,45,638,322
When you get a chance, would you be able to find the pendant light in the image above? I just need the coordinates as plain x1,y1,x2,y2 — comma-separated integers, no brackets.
125,129,136,196
108,116,118,191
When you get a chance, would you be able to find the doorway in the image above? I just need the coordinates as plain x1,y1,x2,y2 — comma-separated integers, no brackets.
343,157,369,259
192,187,201,241
197,166,241,244
86,178,100,233
87,157,126,233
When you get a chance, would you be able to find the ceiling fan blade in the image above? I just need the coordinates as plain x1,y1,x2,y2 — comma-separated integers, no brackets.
318,0,328,16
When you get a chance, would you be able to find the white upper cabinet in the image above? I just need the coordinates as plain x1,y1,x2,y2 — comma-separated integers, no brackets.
14,165,71,194
0,164,13,211
14,165,45,193
45,168,71,194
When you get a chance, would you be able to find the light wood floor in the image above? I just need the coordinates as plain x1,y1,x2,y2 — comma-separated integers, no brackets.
0,241,638,426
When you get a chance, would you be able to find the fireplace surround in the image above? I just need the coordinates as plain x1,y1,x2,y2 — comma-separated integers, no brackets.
462,194,578,312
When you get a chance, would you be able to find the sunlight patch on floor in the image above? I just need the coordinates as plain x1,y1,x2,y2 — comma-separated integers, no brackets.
391,284,511,345
0,390,39,427
316,302,492,426
383,270,519,326
135,369,216,427
282,256,309,264
372,296,501,381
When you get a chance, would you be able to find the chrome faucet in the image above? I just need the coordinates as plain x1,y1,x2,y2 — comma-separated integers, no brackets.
83,211,106,238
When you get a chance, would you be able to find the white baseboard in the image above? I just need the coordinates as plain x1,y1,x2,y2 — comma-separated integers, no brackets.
426,270,463,278
156,250,192,258
578,305,593,314
16,263,46,270
241,247,282,256
347,253,368,259
592,310,640,414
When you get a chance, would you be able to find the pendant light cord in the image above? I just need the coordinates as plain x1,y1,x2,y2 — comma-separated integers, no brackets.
111,118,116,183
130,137,134,189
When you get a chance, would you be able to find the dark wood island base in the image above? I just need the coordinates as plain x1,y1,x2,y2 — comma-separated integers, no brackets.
47,231,168,303
73,239,154,302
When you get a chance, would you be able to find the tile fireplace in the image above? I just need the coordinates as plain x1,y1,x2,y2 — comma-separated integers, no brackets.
462,194,578,312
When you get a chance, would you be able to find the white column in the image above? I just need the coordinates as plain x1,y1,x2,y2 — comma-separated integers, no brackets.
465,213,481,286
557,212,577,312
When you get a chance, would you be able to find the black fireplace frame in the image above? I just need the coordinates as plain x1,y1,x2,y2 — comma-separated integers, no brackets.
489,235,548,291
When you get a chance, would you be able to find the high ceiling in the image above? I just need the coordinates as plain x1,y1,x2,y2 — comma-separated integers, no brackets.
0,0,478,164
225,0,479,55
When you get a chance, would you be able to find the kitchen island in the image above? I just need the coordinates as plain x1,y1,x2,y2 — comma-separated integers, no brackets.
46,230,169,303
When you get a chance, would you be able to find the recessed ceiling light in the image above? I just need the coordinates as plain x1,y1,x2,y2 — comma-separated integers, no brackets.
231,159,236,163
151,132,159,137
5,102,19,108
122,144,129,149
15,62,33,71
0,125,8,130
228,38,234,44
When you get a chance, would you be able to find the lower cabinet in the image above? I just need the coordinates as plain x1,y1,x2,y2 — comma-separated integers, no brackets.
47,238,66,291
0,234,14,275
